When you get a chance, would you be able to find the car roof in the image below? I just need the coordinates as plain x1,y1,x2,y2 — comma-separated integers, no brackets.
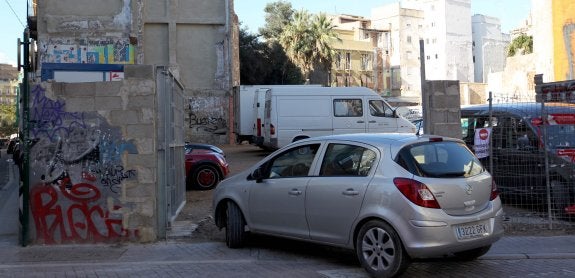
299,133,461,150
462,102,575,118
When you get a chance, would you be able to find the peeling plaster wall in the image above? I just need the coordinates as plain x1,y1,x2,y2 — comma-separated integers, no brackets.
27,65,158,244
142,0,233,144
37,0,137,65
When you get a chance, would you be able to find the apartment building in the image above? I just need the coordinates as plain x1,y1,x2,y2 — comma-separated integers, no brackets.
0,64,19,105
472,14,510,84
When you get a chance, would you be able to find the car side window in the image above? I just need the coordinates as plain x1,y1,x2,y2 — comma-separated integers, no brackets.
268,144,320,178
319,143,377,176
334,99,363,117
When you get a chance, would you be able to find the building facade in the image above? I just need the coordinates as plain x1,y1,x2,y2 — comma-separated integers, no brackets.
402,0,474,83
471,14,510,84
0,64,19,105
22,0,237,245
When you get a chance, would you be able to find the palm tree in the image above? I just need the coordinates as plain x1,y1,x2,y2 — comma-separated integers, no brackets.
279,11,340,83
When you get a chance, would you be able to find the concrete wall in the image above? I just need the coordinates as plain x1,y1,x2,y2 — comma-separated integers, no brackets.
27,65,158,244
422,80,461,138
142,0,234,144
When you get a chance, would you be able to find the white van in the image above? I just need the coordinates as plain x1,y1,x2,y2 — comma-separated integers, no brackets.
233,85,321,145
261,87,416,149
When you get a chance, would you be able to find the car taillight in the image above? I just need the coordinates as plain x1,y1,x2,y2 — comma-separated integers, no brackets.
257,119,262,136
490,179,499,201
270,124,275,135
393,178,440,209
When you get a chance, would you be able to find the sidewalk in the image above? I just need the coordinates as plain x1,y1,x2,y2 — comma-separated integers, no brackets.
0,234,574,277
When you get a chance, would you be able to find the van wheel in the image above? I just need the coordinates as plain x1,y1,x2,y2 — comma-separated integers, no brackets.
356,220,410,278
551,179,570,218
226,201,246,248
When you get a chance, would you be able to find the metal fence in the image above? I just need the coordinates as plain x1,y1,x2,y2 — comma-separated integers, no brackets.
475,92,575,234
156,67,186,237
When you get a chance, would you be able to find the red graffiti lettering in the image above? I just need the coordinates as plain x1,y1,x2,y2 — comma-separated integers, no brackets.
30,183,139,244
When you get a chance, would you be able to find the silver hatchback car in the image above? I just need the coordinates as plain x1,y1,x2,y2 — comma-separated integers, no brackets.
213,133,504,277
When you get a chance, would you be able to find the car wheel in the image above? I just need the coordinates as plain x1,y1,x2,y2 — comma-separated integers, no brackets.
551,179,570,218
226,201,246,248
189,164,220,190
453,245,491,261
356,220,410,278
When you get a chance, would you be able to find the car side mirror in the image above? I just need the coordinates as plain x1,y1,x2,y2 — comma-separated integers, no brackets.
250,166,265,183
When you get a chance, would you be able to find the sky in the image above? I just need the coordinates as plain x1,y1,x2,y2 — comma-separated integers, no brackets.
0,0,532,67
235,0,532,34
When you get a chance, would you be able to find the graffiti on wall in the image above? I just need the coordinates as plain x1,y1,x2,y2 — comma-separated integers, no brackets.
40,38,135,64
188,97,227,134
29,85,139,244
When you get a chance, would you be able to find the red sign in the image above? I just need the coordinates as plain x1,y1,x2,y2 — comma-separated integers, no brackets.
479,128,489,140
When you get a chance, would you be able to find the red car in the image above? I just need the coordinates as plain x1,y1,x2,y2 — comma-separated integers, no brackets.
185,143,230,190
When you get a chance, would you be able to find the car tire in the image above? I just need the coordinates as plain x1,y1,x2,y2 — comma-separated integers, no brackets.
226,201,246,248
453,245,491,261
188,164,220,191
356,220,410,278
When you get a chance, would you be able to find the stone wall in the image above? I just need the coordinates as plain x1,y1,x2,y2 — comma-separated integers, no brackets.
27,65,158,244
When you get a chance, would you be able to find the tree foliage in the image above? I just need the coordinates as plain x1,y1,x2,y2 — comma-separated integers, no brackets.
259,1,294,41
507,34,533,57
239,26,303,85
0,104,18,137
279,10,340,82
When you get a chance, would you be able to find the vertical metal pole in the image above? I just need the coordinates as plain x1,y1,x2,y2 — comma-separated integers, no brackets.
488,91,493,175
419,39,429,134
20,28,30,247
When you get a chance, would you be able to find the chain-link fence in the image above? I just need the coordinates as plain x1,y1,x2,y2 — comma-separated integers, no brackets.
462,90,575,234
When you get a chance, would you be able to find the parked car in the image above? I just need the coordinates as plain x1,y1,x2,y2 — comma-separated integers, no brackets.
460,103,575,215
213,133,504,277
185,143,229,190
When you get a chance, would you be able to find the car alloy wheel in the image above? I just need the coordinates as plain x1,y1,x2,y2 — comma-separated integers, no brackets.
356,220,409,278
192,165,220,190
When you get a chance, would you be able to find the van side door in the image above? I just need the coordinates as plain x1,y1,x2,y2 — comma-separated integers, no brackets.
366,98,398,132
332,98,367,135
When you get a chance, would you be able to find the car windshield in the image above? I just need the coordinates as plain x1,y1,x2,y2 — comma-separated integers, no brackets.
396,141,485,178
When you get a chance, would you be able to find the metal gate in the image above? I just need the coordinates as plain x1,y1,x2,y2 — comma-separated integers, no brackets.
156,67,186,238
477,79,575,234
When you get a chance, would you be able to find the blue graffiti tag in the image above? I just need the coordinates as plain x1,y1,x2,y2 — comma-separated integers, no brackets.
30,85,87,141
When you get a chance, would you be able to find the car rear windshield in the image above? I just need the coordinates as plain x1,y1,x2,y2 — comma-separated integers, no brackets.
396,141,485,178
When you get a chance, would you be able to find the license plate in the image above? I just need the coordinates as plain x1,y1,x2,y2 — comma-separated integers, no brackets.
454,221,490,240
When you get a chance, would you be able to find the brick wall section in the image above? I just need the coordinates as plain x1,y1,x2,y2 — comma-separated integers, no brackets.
423,80,462,139
29,65,159,244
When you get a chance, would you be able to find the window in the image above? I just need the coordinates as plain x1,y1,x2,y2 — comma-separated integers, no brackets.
396,141,484,178
320,144,377,176
407,36,412,44
334,99,363,117
360,54,371,70
345,52,351,70
268,144,320,178
335,52,342,69
369,99,394,117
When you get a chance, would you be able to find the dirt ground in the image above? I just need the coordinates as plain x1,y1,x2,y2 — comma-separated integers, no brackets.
176,143,575,242
175,143,271,242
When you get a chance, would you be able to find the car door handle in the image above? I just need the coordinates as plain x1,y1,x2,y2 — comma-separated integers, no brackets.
369,120,376,123
342,189,359,196
357,120,365,123
289,189,302,196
